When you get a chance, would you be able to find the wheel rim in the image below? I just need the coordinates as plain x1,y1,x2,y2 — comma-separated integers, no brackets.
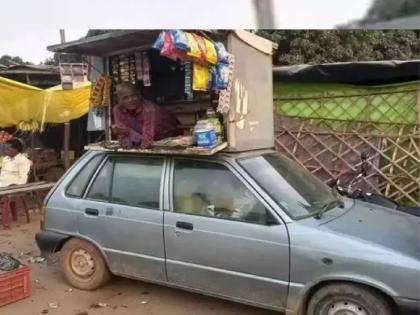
327,300,368,315
69,248,95,278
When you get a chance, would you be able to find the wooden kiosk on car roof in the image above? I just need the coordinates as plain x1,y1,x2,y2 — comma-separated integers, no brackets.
48,30,277,155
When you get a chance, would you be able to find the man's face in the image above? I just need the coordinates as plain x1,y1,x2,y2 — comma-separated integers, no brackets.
5,144,17,157
118,87,142,111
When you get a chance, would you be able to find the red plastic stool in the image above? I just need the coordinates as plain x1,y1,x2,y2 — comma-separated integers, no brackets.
1,196,28,229
1,196,12,229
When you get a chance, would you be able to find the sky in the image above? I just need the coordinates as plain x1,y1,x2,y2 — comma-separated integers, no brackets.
0,0,372,64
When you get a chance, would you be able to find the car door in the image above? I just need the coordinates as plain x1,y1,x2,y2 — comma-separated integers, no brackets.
78,154,167,282
164,157,290,310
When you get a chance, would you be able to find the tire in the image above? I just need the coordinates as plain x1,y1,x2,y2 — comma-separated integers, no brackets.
307,283,392,315
60,238,110,290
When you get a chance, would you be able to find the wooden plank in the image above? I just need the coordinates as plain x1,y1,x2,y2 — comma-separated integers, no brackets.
385,126,404,195
0,182,47,192
417,89,420,125
85,141,228,156
162,101,210,114
0,183,55,197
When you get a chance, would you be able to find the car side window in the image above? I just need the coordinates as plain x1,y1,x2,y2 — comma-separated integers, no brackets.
66,154,103,198
86,158,113,202
173,159,277,225
111,157,163,209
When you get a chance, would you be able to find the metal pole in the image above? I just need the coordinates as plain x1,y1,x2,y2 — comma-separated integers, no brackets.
60,29,71,170
59,29,66,43
253,0,275,28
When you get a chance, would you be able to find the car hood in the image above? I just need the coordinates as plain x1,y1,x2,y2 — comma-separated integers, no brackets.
319,200,420,260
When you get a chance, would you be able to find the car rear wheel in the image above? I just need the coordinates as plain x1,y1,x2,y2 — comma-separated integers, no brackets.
307,283,392,315
60,238,110,290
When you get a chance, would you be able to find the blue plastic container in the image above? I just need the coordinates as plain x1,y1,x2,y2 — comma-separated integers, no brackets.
194,128,217,148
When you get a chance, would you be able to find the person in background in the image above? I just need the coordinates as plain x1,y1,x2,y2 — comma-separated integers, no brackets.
0,139,32,188
112,82,178,149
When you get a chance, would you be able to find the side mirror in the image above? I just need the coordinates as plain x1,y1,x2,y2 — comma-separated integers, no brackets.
329,178,340,188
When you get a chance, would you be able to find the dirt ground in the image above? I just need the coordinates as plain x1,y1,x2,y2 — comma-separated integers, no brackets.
0,212,279,315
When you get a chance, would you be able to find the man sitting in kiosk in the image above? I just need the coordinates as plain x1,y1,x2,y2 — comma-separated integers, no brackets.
112,82,178,149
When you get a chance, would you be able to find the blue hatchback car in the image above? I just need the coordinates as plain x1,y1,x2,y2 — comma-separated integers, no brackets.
36,149,420,315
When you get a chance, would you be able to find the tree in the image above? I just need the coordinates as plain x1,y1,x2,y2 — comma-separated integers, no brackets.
43,54,60,66
0,55,33,66
363,0,420,22
257,30,420,65
0,55,26,66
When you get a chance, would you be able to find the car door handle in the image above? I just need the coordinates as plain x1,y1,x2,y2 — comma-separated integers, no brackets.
85,208,99,216
176,221,193,230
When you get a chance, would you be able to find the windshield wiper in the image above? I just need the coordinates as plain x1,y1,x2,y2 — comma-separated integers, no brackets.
314,198,344,219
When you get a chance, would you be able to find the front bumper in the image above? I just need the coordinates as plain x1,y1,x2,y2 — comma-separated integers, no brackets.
35,230,69,255
395,297,420,315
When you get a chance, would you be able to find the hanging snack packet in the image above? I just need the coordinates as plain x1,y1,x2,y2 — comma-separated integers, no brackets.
185,32,201,61
171,30,188,51
184,61,193,100
161,31,186,62
135,52,143,81
214,42,229,64
142,52,151,87
208,66,216,91
192,34,207,64
203,38,217,65
153,31,165,50
192,63,210,91
213,62,230,90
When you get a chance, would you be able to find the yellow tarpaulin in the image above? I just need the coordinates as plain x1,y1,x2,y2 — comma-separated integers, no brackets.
0,76,91,128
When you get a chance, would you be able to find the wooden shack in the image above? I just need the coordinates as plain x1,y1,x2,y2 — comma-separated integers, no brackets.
47,30,277,153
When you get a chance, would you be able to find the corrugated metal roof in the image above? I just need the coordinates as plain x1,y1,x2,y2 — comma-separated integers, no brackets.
0,64,59,75
48,30,168,55
47,30,275,56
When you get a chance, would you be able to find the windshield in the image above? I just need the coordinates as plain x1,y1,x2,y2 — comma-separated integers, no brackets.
239,153,338,219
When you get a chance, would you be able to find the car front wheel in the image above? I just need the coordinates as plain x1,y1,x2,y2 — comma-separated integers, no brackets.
307,283,392,315
60,238,110,290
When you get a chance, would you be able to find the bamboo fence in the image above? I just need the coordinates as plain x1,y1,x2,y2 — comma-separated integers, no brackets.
274,85,420,206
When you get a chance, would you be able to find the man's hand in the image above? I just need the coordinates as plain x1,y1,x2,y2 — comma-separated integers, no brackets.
111,125,128,135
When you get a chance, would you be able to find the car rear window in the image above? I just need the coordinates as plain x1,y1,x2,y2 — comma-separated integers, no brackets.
86,158,113,202
111,157,164,209
66,154,104,198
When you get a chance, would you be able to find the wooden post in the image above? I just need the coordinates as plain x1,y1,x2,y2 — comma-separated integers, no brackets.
60,29,71,170
59,29,66,44
30,132,38,181
104,57,111,143
417,88,420,125
25,73,31,85
417,88,420,204
253,0,275,28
